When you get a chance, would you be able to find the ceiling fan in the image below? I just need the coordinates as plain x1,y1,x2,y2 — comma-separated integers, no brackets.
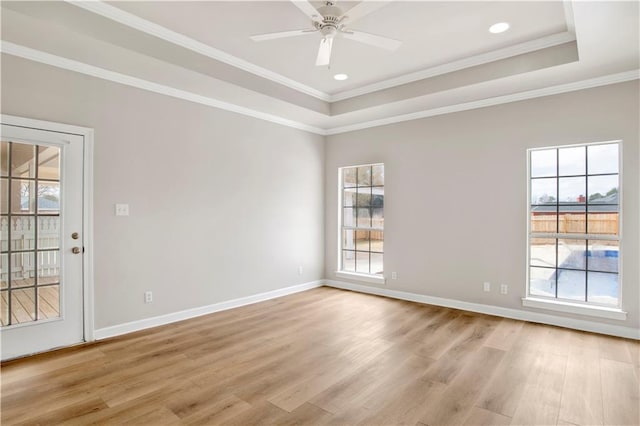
250,0,401,66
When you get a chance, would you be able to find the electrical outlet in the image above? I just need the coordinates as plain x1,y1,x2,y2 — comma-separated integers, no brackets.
115,203,129,216
144,291,153,303
483,282,491,292
500,284,508,295
391,272,397,280
298,265,303,275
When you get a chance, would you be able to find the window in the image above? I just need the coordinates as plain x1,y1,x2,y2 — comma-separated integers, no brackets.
527,142,620,308
339,164,384,277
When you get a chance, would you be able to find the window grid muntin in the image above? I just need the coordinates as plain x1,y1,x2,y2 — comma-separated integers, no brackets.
340,164,383,275
1,141,61,326
528,142,620,307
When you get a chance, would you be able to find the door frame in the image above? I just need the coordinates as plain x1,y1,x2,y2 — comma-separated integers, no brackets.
1,114,95,343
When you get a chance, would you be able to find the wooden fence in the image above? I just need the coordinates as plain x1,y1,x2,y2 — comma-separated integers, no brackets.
531,213,618,234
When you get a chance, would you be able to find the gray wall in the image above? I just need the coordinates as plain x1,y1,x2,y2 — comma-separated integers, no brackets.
325,81,640,330
1,55,325,329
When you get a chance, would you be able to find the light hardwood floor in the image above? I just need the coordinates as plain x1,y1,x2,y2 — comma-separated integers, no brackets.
1,287,638,425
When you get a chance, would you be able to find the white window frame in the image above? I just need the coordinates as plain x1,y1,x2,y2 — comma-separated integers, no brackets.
523,140,626,320
336,163,385,284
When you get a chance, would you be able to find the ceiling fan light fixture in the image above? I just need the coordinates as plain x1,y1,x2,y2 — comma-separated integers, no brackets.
489,22,510,34
334,73,349,81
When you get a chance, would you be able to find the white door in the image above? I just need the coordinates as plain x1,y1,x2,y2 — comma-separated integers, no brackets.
1,124,85,360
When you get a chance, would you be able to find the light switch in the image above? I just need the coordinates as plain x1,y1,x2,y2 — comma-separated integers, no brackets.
115,204,129,216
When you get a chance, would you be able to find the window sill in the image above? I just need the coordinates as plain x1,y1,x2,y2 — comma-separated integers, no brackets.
335,271,386,285
522,297,627,320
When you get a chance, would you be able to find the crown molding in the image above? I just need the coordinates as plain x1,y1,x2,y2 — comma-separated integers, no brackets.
325,69,640,135
0,41,327,135
328,31,577,102
65,0,332,102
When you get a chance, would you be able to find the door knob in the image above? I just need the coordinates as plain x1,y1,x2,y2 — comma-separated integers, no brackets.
71,232,79,240
72,247,81,254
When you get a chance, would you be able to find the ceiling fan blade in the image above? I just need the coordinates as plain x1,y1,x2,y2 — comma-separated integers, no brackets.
316,38,334,66
250,29,317,42
291,0,321,21
342,30,401,51
339,1,393,24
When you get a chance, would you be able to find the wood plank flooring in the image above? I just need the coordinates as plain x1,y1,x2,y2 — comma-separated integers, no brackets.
1,287,638,425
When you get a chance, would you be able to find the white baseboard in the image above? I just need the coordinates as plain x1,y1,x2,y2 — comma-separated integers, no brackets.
93,280,324,340
324,280,640,340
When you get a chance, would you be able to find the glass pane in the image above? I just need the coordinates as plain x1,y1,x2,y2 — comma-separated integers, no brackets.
1,218,6,252
531,149,557,178
372,164,384,186
357,208,371,228
343,208,356,228
357,166,371,187
356,252,369,274
342,250,355,272
7,217,35,252
371,230,383,253
372,188,384,207
588,144,618,175
587,272,618,306
557,269,585,301
559,146,585,176
0,290,8,326
38,216,60,249
355,230,369,251
38,250,60,285
10,288,36,324
1,178,7,214
0,142,8,177
371,253,383,275
530,211,557,233
11,143,36,178
356,187,371,207
530,266,556,297
342,229,355,251
10,252,35,288
0,254,7,289
558,207,586,234
587,241,618,273
559,177,585,203
343,168,357,188
588,175,618,204
38,182,60,214
587,211,618,235
343,188,356,207
372,208,383,229
531,178,556,204
530,238,555,268
12,180,35,214
38,285,60,319
38,146,60,180
558,239,586,270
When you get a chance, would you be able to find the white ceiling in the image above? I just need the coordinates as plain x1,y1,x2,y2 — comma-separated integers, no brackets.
0,1,638,134
109,1,569,95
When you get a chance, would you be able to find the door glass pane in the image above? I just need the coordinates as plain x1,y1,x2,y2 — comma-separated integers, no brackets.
38,217,60,249
12,180,35,214
8,217,35,252
11,144,36,178
0,290,8,325
11,288,36,324
0,142,8,177
38,182,60,214
38,146,60,180
0,178,7,214
0,254,7,289
38,285,60,320
38,250,60,285
588,144,618,174
10,252,35,288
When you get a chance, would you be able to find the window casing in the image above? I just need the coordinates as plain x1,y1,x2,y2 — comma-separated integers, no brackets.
527,142,621,308
339,164,384,276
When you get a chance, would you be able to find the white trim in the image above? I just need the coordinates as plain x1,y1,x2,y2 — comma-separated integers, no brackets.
324,280,639,340
335,271,386,285
522,297,626,321
330,32,576,102
325,70,640,135
0,41,326,136
66,0,331,102
93,280,324,340
0,114,96,344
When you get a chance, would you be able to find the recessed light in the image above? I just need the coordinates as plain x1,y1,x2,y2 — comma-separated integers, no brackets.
334,73,349,81
489,22,510,34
